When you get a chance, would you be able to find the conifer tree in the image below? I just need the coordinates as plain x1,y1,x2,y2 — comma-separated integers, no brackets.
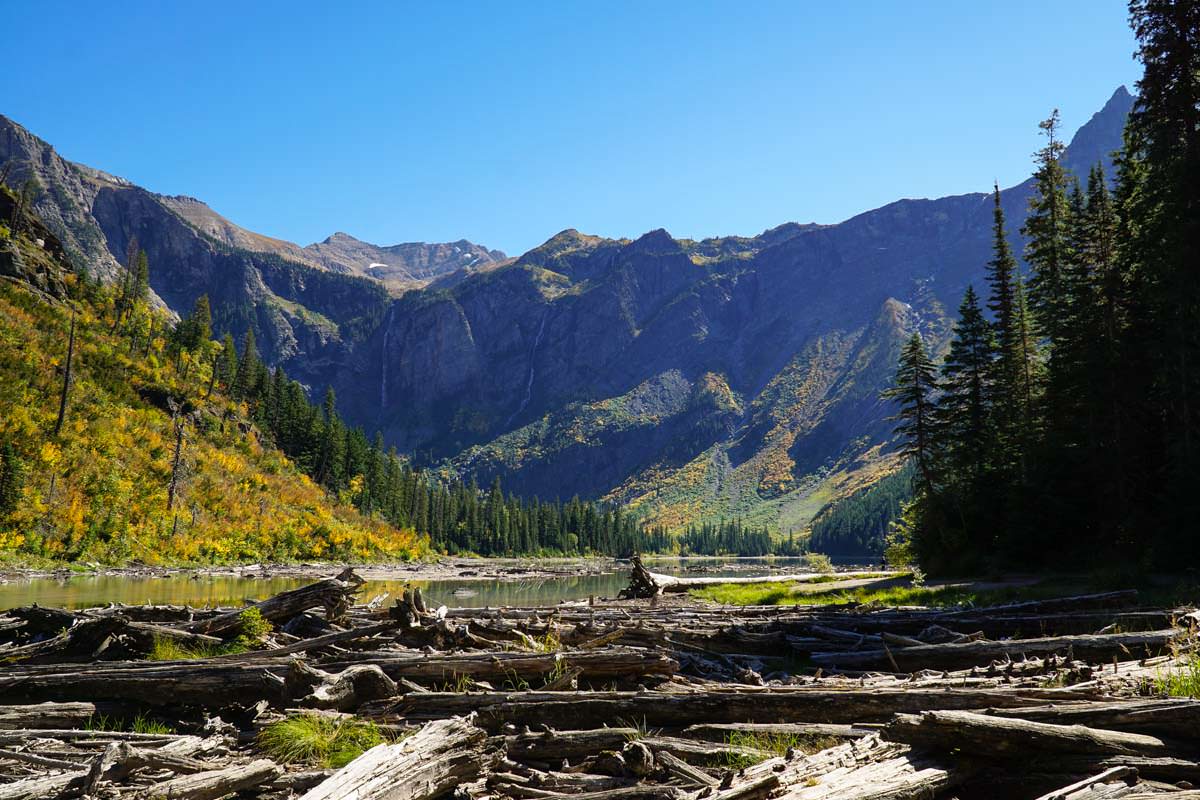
218,333,238,394
233,329,259,400
883,333,940,493
936,286,995,487
1023,110,1073,347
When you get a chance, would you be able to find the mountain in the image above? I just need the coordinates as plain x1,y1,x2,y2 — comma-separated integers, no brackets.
0,114,502,389
332,87,1135,534
0,87,1134,542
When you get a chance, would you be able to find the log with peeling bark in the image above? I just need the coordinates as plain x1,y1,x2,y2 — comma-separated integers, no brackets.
882,709,1176,758
301,715,494,800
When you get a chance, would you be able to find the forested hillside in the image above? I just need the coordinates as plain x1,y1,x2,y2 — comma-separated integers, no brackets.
886,1,1200,574
0,187,689,563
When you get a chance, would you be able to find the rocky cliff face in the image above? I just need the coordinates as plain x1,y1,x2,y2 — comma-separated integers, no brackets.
0,87,1134,533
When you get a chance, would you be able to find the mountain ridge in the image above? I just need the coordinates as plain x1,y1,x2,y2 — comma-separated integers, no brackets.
0,86,1135,544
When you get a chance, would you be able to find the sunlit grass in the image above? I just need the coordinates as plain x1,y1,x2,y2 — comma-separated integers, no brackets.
726,730,839,759
690,579,1069,608
1155,654,1200,698
86,714,174,734
258,712,387,768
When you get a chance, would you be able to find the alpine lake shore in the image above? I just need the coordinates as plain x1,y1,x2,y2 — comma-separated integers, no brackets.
0,557,1197,799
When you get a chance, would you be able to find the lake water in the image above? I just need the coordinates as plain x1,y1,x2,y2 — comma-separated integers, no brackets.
0,556,873,611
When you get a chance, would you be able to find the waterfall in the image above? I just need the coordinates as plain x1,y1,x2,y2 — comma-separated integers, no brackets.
506,310,549,428
379,305,393,410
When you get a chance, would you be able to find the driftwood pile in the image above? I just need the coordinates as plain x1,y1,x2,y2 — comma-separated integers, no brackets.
0,566,1196,799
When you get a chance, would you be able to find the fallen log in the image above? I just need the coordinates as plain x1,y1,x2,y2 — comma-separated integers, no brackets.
500,728,635,764
811,629,1182,672
882,710,1176,758
978,698,1200,741
183,569,364,636
384,687,1078,730
301,715,493,800
772,752,968,800
1032,766,1137,800
0,701,95,729
132,758,281,800
0,646,675,705
682,722,873,743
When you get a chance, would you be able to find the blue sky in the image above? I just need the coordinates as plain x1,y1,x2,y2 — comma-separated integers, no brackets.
3,1,1139,256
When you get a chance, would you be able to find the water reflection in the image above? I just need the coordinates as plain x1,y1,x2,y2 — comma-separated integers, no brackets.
0,556,869,611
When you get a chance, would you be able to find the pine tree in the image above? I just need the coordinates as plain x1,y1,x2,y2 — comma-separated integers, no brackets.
985,186,1040,473
936,286,995,487
218,333,238,393
883,333,940,493
1023,109,1073,347
233,329,259,401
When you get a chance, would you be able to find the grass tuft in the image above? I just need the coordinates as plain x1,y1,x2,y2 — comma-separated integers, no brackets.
258,712,386,768
1155,654,1200,698
85,714,174,734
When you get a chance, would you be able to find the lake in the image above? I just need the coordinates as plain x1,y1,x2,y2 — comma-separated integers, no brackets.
0,556,875,610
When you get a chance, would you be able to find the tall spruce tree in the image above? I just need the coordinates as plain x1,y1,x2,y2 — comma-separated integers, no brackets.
233,329,259,401
884,333,940,493
1023,109,1073,349
936,286,995,489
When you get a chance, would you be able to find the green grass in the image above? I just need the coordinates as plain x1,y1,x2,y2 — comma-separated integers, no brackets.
86,714,174,734
690,579,1074,608
1154,654,1200,698
726,730,839,760
147,609,272,660
258,713,387,768
148,637,234,660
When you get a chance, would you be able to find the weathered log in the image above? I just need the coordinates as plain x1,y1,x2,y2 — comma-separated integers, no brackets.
0,701,95,729
1032,766,1137,800
812,628,1181,671
882,710,1174,758
656,750,720,788
0,769,83,800
641,735,769,767
221,620,398,659
682,722,873,743
133,758,281,800
182,569,364,636
292,662,399,711
301,715,493,800
384,686,1078,730
324,645,678,684
1046,754,1200,783
0,646,673,705
767,752,969,799
500,728,634,764
978,698,1200,740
